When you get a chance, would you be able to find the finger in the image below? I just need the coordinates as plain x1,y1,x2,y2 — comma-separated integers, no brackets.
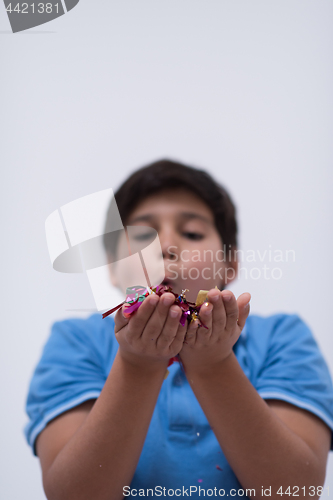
156,304,183,349
236,293,251,331
170,319,188,351
141,292,175,342
184,317,200,346
126,294,160,339
196,302,213,343
114,303,131,334
206,288,226,335
198,300,213,328
221,290,239,333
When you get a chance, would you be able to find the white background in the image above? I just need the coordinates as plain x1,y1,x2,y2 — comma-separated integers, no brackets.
1,1,332,498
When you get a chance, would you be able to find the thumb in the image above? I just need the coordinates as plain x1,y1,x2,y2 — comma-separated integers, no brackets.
236,293,251,331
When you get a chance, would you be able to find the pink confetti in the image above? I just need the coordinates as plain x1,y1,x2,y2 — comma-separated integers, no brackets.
198,479,203,482
216,465,223,471
103,285,208,329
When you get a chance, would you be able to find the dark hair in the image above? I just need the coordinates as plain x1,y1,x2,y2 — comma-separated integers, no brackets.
103,158,238,258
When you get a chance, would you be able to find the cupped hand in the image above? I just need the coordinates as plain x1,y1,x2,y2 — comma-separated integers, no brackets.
114,292,187,369
178,289,251,373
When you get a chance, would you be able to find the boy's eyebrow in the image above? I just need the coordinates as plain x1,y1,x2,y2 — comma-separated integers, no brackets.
128,212,213,226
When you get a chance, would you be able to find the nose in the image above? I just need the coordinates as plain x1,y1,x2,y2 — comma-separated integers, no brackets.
158,227,180,262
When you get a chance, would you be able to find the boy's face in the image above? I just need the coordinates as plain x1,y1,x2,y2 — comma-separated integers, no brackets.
110,188,238,303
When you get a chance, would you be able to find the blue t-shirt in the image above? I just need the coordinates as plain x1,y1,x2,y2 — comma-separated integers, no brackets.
24,313,333,498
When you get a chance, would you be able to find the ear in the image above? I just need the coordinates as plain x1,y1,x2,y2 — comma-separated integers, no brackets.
224,245,239,286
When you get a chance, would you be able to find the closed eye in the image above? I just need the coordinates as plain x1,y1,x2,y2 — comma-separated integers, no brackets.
182,232,204,240
133,232,155,241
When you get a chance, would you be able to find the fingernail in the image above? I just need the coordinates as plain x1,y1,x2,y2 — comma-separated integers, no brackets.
162,295,174,306
204,306,213,314
222,294,232,302
122,307,130,318
150,296,159,306
210,294,220,302
169,308,179,318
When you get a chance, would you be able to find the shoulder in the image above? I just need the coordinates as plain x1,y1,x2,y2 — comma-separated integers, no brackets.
24,313,117,456
47,313,116,361
241,311,330,378
51,312,115,338
242,312,317,361
244,311,307,337
240,312,333,447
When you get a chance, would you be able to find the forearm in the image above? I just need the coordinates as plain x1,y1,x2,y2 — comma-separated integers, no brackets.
44,351,168,500
183,352,322,497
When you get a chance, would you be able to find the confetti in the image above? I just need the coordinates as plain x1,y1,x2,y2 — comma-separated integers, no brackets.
102,284,211,332
216,465,223,471
102,284,218,377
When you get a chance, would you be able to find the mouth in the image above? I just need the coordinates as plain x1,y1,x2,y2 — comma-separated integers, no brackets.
160,278,176,290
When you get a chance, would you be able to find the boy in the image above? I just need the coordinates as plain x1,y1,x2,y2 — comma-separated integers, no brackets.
24,159,333,500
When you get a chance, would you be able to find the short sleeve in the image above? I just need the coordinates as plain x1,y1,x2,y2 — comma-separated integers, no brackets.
255,314,333,450
24,317,110,456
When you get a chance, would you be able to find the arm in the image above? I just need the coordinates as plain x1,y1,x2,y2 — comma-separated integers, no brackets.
179,289,331,499
183,351,331,498
38,292,186,500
